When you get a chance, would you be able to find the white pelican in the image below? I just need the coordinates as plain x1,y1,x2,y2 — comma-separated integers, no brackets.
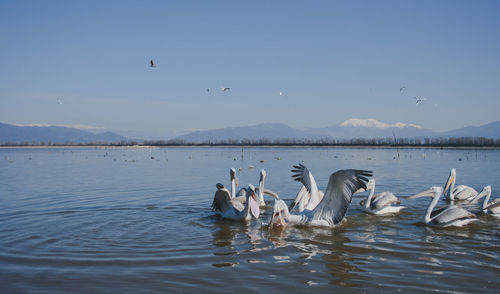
360,179,405,215
269,168,372,227
408,186,478,227
150,59,156,68
211,183,260,221
475,185,500,215
288,164,324,213
235,169,279,206
443,168,479,201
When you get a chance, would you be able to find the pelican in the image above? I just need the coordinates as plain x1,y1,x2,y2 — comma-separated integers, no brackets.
288,164,324,213
408,186,478,227
269,168,372,227
229,168,238,199
150,59,156,68
360,179,405,215
443,168,479,201
235,169,279,206
211,183,260,221
474,185,500,215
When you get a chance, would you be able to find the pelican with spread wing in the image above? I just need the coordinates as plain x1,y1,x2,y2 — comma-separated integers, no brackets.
269,166,372,227
288,164,324,213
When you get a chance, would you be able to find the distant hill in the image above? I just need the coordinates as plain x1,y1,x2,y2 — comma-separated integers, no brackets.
441,121,500,138
175,119,500,143
0,122,127,144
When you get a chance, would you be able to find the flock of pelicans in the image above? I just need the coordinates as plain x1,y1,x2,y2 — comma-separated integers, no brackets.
212,165,499,228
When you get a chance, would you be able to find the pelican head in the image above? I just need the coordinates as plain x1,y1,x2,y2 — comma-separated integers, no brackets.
216,183,224,190
247,184,260,219
260,169,266,181
269,199,289,228
443,168,456,199
230,168,238,187
408,186,443,200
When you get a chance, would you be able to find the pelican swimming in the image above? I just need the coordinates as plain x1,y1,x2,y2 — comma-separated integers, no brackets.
269,168,372,227
235,169,279,206
360,179,405,215
443,168,479,201
211,183,260,221
288,164,324,213
408,186,478,227
474,185,500,215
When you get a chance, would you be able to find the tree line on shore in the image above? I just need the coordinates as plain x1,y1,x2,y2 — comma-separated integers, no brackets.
1,136,500,147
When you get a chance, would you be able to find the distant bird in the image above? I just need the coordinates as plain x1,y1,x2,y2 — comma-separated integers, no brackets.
57,98,63,105
279,91,283,96
221,87,230,91
150,59,156,68
207,88,210,92
414,97,427,104
400,86,406,93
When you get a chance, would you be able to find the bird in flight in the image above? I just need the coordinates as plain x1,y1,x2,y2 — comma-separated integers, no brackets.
400,86,406,93
279,91,283,96
150,60,156,68
221,87,230,91
57,98,63,105
414,97,427,104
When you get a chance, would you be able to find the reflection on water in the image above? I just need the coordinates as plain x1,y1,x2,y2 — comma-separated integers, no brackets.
0,147,499,292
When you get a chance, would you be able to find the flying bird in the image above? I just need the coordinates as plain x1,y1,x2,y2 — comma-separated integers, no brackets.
279,91,283,96
400,86,406,93
221,87,230,91
414,97,427,104
150,59,156,68
57,98,63,105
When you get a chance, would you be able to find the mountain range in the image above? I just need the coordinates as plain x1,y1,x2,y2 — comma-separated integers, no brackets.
176,119,500,142
0,123,127,144
1,119,499,144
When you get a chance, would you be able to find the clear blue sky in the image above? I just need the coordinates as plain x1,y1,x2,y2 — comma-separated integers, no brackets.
1,0,499,139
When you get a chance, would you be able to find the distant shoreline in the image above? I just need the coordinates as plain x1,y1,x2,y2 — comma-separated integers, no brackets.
1,144,500,150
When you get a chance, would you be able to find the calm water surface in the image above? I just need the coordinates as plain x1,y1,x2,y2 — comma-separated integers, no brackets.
0,147,499,293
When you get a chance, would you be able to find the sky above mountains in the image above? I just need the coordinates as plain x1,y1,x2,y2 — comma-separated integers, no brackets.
1,0,499,139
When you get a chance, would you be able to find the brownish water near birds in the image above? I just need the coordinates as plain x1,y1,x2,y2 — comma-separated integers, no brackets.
1,147,499,293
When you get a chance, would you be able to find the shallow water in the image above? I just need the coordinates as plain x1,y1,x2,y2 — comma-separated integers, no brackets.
0,146,499,293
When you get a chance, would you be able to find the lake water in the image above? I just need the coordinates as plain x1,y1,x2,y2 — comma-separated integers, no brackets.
1,146,499,293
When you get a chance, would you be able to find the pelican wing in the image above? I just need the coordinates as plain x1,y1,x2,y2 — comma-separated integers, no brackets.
485,199,500,210
433,207,475,225
370,192,399,209
311,169,372,225
291,164,312,192
211,187,232,213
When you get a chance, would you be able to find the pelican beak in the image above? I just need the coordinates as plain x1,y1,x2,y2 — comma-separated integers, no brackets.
407,189,434,199
269,209,287,228
443,175,454,193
